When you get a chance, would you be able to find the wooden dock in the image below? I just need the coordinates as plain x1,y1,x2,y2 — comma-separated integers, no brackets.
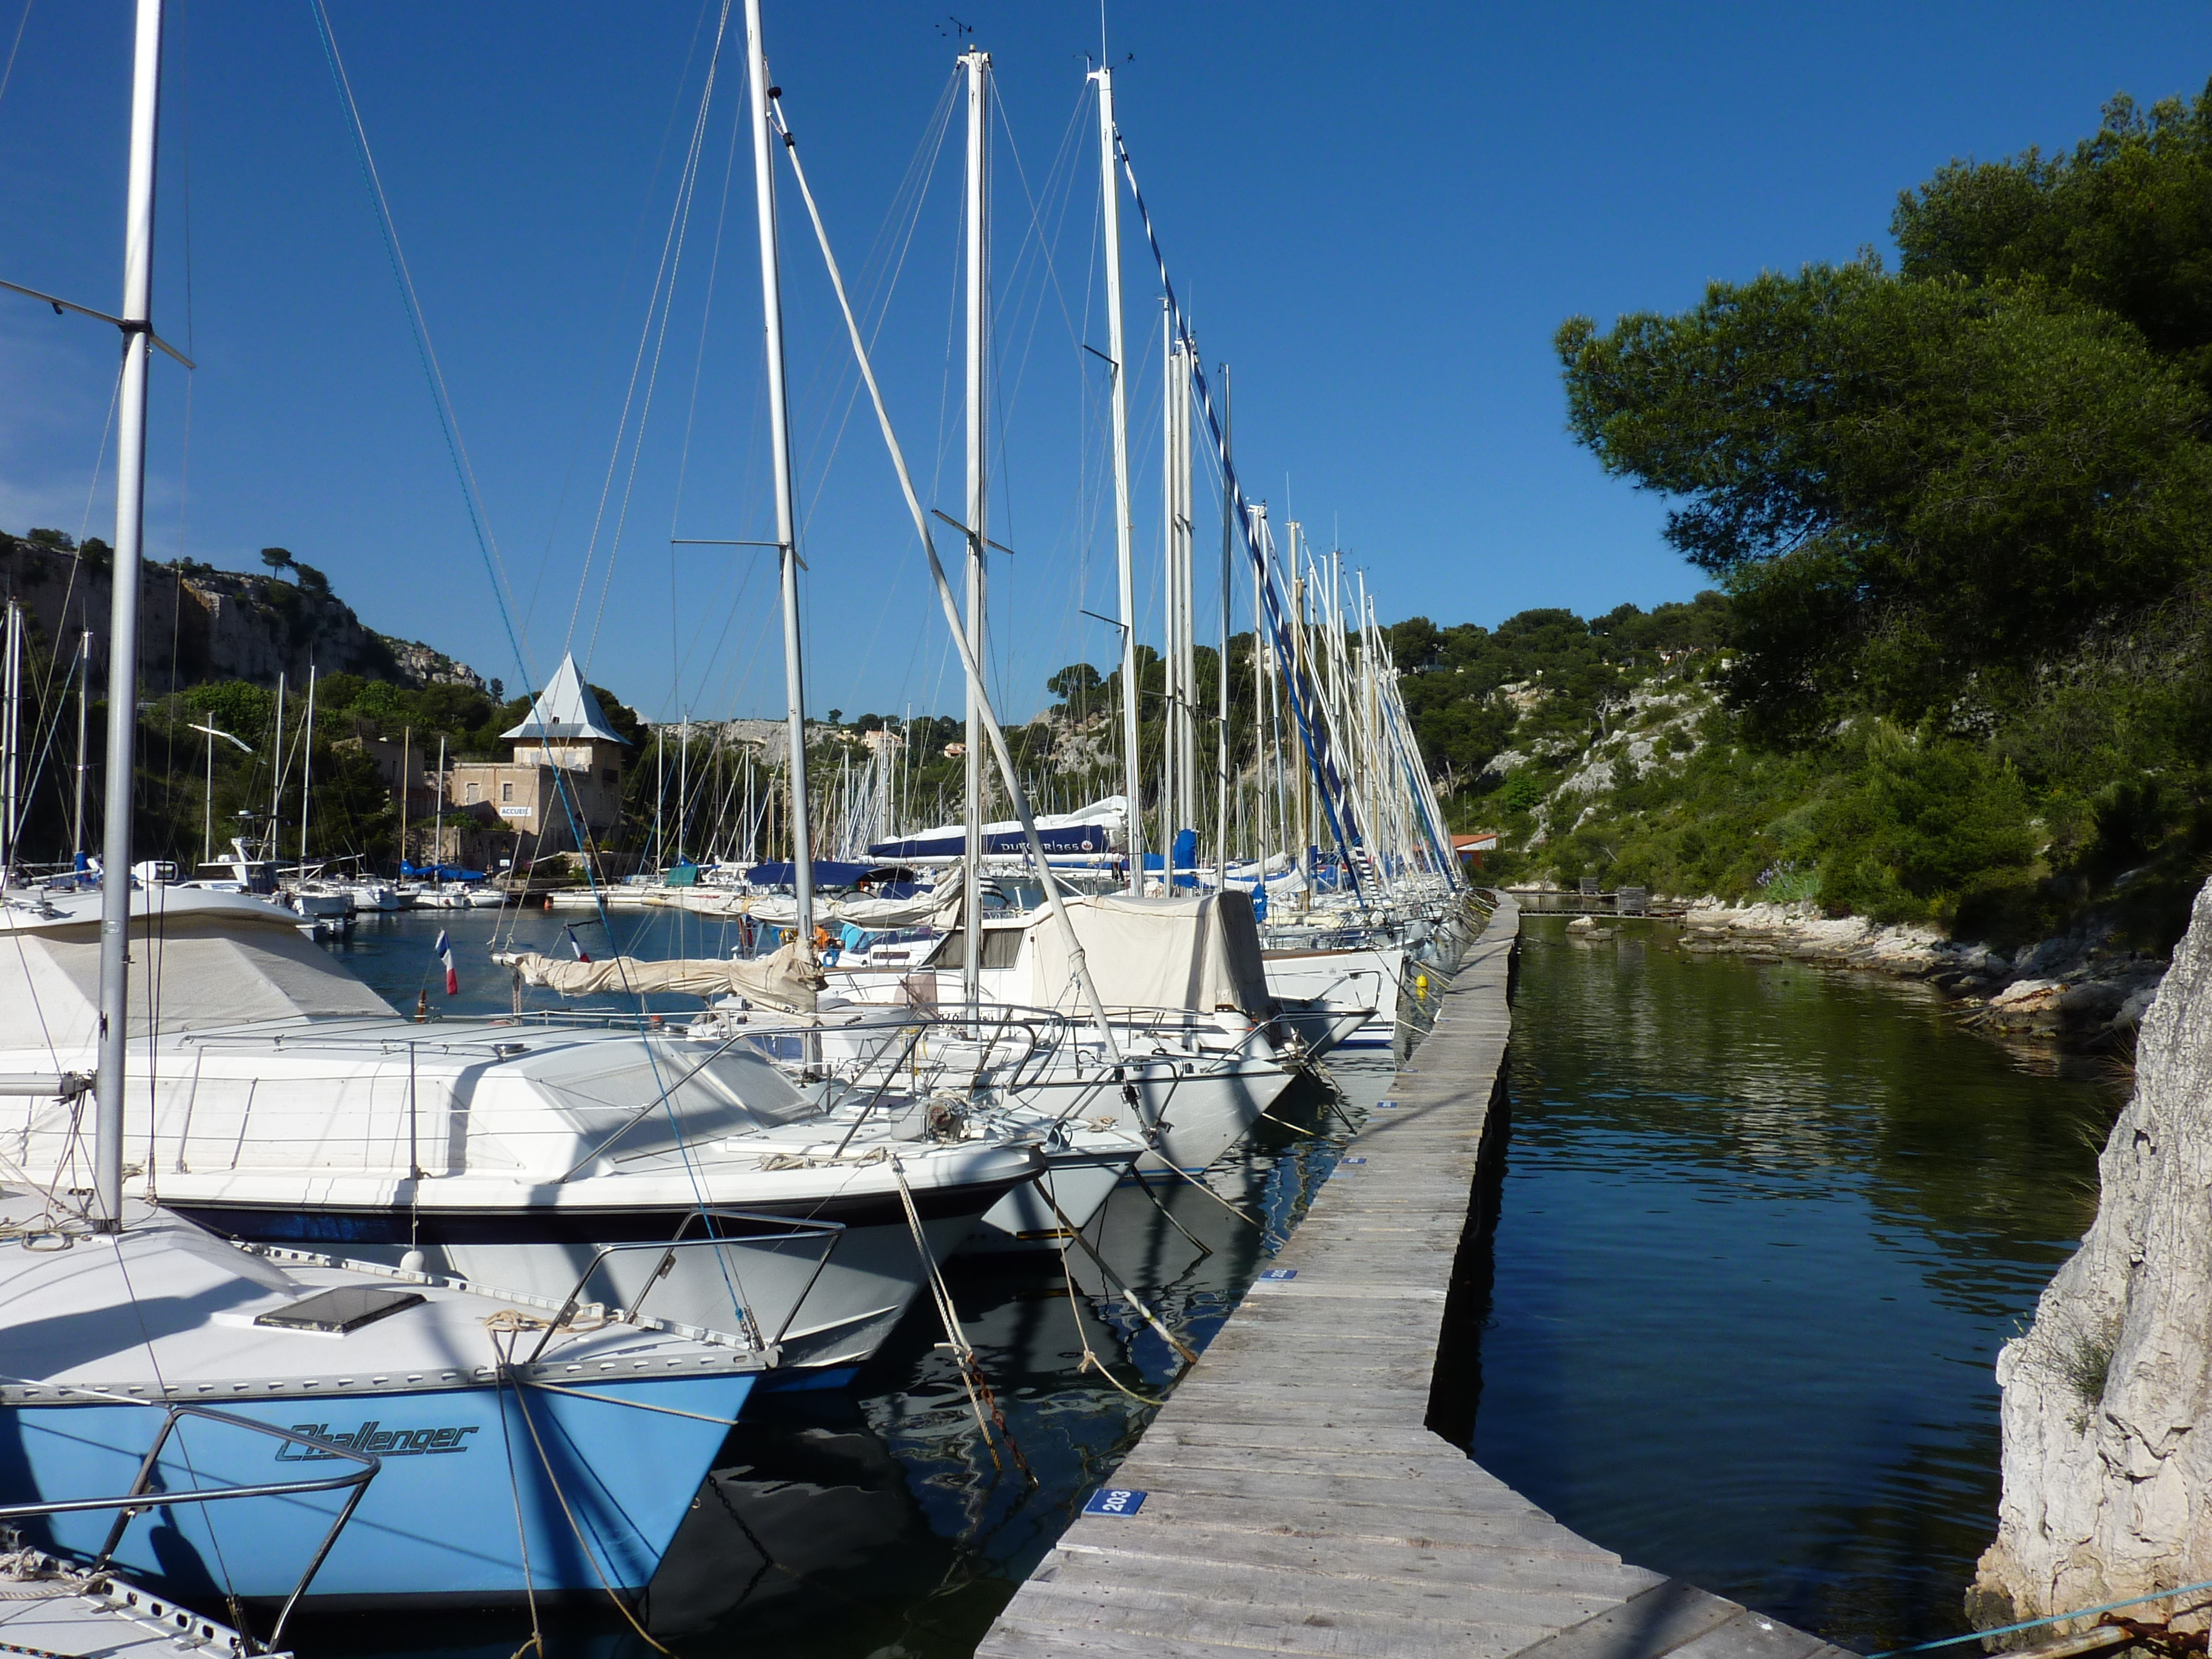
978,896,1854,1659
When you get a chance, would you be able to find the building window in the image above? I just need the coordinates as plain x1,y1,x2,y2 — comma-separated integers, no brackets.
464,782,480,804
602,769,618,785
501,781,514,803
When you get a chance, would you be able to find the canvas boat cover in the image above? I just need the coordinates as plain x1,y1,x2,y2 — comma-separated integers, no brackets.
0,888,395,1050
1027,890,1273,1016
498,939,823,1013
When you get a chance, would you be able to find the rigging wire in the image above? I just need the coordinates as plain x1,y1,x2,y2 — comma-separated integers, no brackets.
0,0,33,112
665,69,748,718
517,0,723,647
306,0,532,697
573,0,739,670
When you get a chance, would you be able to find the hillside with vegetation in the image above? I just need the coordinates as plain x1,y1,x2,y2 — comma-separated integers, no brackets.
1397,82,2212,955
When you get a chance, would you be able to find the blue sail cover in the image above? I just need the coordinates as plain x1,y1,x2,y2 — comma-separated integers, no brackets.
745,860,883,888
867,823,1114,860
401,862,487,881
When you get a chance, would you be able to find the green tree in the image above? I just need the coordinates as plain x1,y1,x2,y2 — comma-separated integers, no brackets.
1557,260,2212,730
1894,82,2212,393
260,546,296,578
1045,662,1104,716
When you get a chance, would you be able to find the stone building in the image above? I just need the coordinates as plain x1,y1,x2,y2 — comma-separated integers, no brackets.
447,654,628,862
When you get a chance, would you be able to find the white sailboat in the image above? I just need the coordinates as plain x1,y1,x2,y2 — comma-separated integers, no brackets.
0,0,776,1619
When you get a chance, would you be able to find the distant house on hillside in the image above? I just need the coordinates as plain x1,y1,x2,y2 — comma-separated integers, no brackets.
1452,831,1498,871
446,654,629,864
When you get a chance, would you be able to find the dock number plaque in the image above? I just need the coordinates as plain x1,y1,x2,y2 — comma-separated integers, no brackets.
1084,1487,1147,1517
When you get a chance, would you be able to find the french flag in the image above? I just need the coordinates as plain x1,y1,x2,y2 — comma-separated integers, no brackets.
434,930,458,997
564,926,592,964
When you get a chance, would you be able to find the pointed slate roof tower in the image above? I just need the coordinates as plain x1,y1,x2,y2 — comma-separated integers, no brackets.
501,654,629,745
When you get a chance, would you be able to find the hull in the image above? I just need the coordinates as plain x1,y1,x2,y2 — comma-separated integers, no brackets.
997,1054,1291,1177
8,1376,749,1603
1262,945,1406,1049
1274,1000,1370,1060
749,1002,1294,1177
962,1148,1134,1256
165,1179,1023,1376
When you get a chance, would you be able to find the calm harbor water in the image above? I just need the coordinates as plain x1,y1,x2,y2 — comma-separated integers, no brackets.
293,905,2111,1658
1471,917,2116,1656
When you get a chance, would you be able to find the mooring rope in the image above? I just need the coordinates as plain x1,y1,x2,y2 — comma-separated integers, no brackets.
1866,1580,2212,1658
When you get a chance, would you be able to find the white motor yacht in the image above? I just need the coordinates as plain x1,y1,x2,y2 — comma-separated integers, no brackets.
0,886,1044,1387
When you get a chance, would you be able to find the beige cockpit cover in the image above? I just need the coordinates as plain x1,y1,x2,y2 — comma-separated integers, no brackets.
1027,891,1273,1016
0,899,394,1049
500,939,822,1013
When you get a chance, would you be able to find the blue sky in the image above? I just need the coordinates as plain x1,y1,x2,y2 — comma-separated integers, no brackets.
5,2,2208,723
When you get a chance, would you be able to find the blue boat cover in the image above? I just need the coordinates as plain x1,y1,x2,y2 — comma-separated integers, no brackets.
868,823,1113,859
745,860,881,888
401,862,487,881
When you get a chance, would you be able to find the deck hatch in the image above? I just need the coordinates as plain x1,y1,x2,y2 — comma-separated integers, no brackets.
255,1287,425,1333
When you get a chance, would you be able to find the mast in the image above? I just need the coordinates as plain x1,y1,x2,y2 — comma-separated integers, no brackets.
94,0,164,1229
398,725,410,872
1290,548,1310,902
298,662,317,869
1159,310,1176,877
72,629,91,863
267,670,285,860
960,44,988,1008
434,734,445,867
2,600,20,879
1215,363,1232,883
746,0,813,943
1175,335,1195,857
1091,65,1142,894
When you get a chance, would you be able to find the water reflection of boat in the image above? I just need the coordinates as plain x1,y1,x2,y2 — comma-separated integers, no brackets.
640,1393,952,1639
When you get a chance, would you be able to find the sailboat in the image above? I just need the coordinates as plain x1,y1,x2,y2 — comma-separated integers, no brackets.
0,0,775,1618
2,0,1057,1392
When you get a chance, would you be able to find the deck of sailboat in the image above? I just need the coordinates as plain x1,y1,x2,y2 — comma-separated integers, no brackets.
977,898,1855,1659
0,1545,259,1659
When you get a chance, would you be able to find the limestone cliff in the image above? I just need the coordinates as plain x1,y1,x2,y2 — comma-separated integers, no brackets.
1972,874,2212,1632
0,535,482,692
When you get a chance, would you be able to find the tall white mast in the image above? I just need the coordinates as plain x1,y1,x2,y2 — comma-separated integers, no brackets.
72,629,92,863
1215,363,1232,882
746,0,813,945
94,0,164,1228
1173,337,1195,853
960,44,989,1007
398,725,410,872
298,662,317,869
1091,65,1142,894
1159,313,1176,872
267,670,285,859
2,600,21,879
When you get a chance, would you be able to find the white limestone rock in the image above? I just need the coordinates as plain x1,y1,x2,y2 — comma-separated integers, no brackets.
1973,874,2212,1632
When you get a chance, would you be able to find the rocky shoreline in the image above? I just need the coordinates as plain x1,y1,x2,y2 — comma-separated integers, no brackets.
1573,899,2167,1047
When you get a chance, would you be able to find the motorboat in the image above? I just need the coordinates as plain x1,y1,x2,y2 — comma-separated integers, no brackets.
280,877,353,919
347,880,402,913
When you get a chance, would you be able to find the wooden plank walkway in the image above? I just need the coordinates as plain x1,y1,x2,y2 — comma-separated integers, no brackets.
979,896,1855,1659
